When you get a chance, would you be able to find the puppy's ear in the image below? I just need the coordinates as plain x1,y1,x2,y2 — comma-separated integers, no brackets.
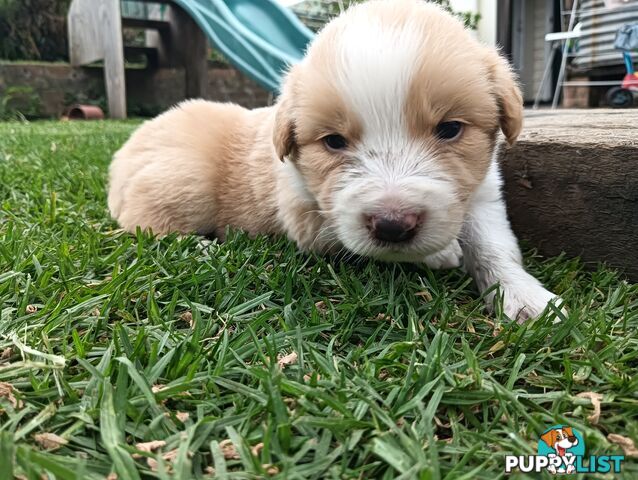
485,50,523,145
273,95,295,162
541,430,557,448
273,68,299,162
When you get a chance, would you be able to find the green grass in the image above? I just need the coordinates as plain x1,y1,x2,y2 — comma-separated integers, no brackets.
0,120,636,479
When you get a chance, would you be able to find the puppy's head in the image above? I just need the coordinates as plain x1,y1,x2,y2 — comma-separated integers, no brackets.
274,0,522,260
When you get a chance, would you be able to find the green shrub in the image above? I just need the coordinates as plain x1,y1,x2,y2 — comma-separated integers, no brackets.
0,0,72,61
0,85,42,120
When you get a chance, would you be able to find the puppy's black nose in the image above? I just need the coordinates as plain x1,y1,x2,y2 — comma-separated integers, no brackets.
568,436,577,443
369,214,419,243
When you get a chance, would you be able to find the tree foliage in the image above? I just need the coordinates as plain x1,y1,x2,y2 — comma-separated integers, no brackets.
0,0,72,61
294,0,480,32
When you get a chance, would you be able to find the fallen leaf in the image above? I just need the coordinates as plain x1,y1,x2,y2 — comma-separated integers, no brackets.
146,448,191,472
146,457,160,471
415,290,433,301
434,416,451,428
162,449,179,462
136,440,166,452
608,434,638,457
251,442,264,457
277,351,298,368
25,304,38,314
0,382,22,409
303,373,320,382
152,384,168,393
179,311,194,327
106,474,117,480
175,411,189,422
483,319,496,328
488,340,506,354
34,433,68,450
576,391,603,424
220,439,240,459
133,440,166,458
314,301,326,312
263,464,279,475
1,348,11,360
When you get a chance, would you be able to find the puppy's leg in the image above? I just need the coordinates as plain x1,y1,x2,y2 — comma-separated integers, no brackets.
109,159,217,236
424,239,463,270
460,161,563,322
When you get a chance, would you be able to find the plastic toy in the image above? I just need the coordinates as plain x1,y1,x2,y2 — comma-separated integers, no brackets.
607,23,638,108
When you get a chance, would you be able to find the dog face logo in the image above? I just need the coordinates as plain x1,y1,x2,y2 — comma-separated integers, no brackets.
541,426,579,456
538,425,585,475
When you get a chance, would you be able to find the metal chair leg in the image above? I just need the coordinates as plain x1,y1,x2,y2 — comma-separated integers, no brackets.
534,44,558,109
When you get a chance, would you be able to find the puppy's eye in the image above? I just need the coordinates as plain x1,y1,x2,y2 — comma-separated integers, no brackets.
323,134,348,151
435,121,463,141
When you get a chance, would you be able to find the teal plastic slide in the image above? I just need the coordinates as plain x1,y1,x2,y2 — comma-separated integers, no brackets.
172,0,315,92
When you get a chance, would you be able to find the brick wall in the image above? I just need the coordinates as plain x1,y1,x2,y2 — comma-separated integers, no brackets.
0,62,272,118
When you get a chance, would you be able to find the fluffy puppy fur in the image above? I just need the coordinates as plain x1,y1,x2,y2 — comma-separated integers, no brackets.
108,0,562,321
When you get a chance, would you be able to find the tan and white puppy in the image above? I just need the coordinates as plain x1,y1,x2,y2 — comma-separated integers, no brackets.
108,0,562,321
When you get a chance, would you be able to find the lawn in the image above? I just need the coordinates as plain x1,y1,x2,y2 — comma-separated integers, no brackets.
0,120,636,479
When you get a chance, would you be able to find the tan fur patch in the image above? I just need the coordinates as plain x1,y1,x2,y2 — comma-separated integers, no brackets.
109,101,282,237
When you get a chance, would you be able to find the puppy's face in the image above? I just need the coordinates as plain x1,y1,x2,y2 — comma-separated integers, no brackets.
274,0,523,260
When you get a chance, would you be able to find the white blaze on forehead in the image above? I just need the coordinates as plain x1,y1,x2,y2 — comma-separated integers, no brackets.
333,15,423,144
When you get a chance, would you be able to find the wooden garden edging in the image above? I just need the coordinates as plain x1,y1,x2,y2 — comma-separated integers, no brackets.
502,109,638,280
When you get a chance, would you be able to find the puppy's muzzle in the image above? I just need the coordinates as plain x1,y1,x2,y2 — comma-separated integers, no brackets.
366,212,421,243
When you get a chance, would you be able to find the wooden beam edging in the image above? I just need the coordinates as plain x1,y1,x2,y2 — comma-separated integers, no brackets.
501,110,638,280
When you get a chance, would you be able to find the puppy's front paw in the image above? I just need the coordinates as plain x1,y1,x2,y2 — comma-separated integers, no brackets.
498,280,565,323
424,240,463,270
